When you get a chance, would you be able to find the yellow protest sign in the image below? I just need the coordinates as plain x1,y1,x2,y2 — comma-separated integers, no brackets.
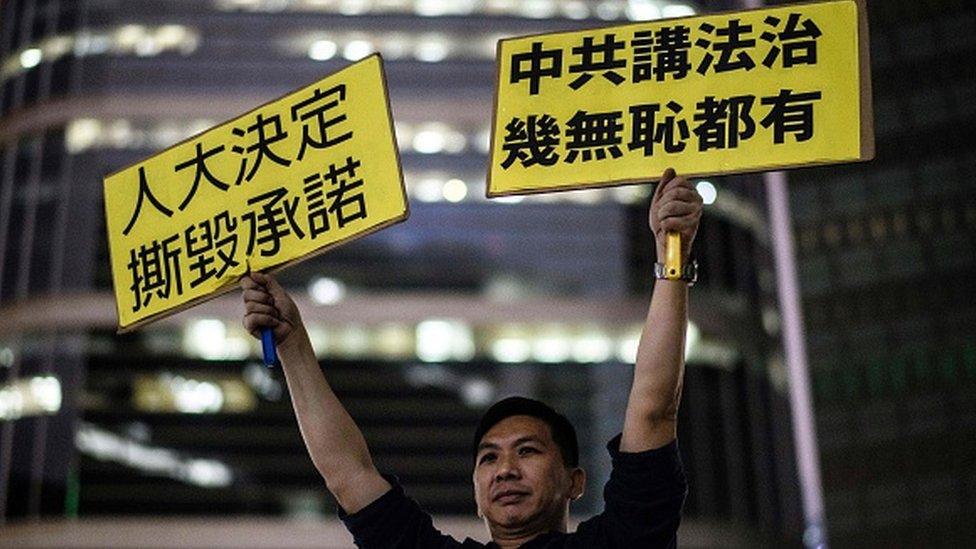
488,0,873,196
104,54,407,332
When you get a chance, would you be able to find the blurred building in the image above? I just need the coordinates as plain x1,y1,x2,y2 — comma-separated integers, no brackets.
765,0,976,545
2,0,931,546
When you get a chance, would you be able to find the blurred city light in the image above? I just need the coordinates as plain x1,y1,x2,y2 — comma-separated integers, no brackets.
183,319,251,360
309,277,347,305
442,178,468,203
373,323,414,359
417,319,476,362
184,319,226,359
0,376,62,421
520,0,558,19
461,378,495,407
414,35,451,62
114,25,147,50
492,337,532,363
697,180,718,205
532,327,572,363
0,346,14,368
626,0,661,21
19,48,42,68
338,0,370,16
561,0,590,19
662,3,696,17
616,331,640,364
172,377,225,414
308,39,338,60
342,39,373,60
414,176,445,202
76,422,234,488
413,126,448,154
244,362,284,401
334,325,371,357
685,320,701,357
217,0,694,20
133,373,257,414
571,331,614,363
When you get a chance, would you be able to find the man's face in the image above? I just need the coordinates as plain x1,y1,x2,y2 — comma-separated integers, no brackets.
473,415,584,535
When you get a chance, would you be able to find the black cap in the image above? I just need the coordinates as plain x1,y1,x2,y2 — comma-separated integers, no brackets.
472,396,579,468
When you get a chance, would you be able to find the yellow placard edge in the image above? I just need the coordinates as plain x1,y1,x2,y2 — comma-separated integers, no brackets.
108,53,410,333
103,53,384,182
485,0,874,198
485,155,867,197
856,0,875,161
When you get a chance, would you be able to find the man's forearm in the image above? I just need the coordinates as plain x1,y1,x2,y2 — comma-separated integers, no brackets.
277,328,391,513
620,278,688,452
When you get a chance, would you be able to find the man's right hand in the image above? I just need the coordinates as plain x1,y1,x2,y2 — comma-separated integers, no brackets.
649,168,702,264
241,272,303,346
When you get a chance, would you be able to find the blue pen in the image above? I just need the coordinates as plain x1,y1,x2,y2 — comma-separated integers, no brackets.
261,327,278,367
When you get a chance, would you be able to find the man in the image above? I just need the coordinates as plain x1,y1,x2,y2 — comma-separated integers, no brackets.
241,168,702,548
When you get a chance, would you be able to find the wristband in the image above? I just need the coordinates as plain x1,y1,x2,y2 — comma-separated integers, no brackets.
654,260,698,286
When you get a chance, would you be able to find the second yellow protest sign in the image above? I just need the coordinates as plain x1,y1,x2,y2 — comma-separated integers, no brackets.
488,0,873,196
104,54,407,332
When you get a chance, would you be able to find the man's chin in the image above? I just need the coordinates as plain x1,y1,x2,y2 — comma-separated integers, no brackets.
488,503,539,530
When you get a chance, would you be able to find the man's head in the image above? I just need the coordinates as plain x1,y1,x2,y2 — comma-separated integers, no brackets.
471,397,585,540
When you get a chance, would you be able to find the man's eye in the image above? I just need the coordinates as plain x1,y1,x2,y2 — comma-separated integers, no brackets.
518,446,539,456
479,453,497,465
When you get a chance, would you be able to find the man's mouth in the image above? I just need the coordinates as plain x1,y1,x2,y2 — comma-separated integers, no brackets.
493,489,530,504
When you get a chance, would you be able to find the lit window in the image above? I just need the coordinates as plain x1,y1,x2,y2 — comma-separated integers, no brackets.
442,178,468,202
414,35,451,62
309,39,338,60
626,0,661,21
19,48,42,69
343,39,373,60
662,3,696,18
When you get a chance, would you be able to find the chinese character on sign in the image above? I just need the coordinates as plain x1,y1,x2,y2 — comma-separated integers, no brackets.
302,156,368,238
231,113,292,185
693,95,757,151
633,26,696,83
568,34,627,89
127,234,182,312
500,114,561,169
123,166,173,236
696,19,757,74
174,142,230,211
761,13,822,68
323,156,367,229
564,110,624,163
510,42,563,95
243,187,305,257
628,101,690,156
184,211,240,288
303,172,331,239
760,88,822,143
290,84,353,160
631,29,655,83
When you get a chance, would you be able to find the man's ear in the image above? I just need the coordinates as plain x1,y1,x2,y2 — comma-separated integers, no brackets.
569,467,586,501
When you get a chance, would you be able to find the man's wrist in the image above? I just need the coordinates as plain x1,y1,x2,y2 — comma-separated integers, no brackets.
277,323,312,359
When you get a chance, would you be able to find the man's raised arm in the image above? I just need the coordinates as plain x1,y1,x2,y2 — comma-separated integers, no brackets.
621,168,703,453
241,272,390,513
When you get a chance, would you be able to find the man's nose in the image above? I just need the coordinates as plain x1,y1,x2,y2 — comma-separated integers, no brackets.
494,453,520,480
